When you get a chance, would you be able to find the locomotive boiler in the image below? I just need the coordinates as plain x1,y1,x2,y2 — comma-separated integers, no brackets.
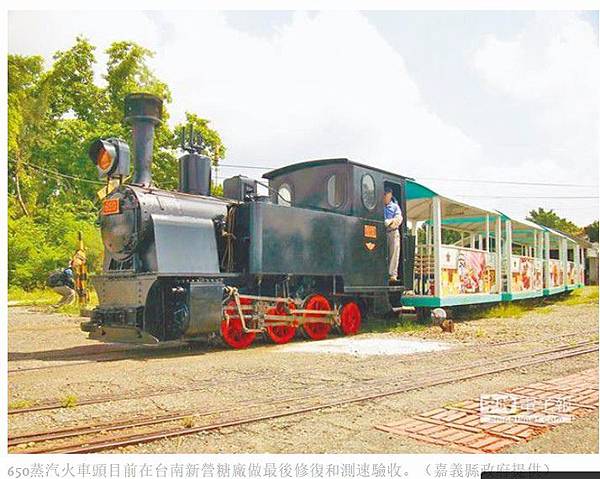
81,93,415,348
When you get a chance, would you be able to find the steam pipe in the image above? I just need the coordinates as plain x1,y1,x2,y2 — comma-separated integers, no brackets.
124,93,163,187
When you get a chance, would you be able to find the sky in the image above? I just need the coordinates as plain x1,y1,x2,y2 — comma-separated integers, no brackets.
8,10,600,225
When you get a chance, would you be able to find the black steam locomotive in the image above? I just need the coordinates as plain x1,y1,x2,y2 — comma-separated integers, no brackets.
81,93,415,348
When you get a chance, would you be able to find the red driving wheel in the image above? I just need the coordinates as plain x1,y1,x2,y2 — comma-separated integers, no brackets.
302,294,332,340
221,298,256,349
265,302,297,344
340,301,362,335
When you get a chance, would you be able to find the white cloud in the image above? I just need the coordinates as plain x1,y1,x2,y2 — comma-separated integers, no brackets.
8,10,481,182
8,11,597,224
473,12,599,183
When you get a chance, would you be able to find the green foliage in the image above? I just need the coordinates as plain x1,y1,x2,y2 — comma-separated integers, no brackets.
61,394,78,408
557,285,598,306
8,399,34,410
416,224,463,245
7,37,227,290
584,221,599,243
481,302,531,319
45,36,103,122
8,201,103,290
527,207,583,238
176,112,227,165
104,41,171,119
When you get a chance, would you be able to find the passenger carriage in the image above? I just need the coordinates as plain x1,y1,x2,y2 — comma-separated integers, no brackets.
402,180,585,317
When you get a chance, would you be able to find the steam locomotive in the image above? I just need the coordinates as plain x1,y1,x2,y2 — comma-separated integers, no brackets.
81,93,415,348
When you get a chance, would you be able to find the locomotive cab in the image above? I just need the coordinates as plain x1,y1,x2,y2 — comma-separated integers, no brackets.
262,159,415,291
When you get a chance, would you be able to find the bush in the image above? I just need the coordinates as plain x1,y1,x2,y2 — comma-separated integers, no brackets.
8,200,103,290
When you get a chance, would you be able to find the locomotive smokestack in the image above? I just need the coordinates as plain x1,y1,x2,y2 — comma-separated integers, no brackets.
124,93,163,187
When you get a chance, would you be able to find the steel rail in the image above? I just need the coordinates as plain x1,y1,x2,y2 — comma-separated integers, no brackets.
7,342,216,374
24,344,598,454
11,340,597,453
8,331,596,416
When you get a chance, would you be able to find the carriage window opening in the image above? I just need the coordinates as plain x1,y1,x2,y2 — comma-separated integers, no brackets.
327,175,342,208
361,174,376,210
277,184,292,207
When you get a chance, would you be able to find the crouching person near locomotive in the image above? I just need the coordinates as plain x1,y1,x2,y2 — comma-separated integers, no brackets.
47,262,76,308
383,187,403,282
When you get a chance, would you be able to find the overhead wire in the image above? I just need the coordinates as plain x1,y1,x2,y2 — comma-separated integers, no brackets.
455,195,598,200
217,163,598,188
9,158,599,194
8,158,105,185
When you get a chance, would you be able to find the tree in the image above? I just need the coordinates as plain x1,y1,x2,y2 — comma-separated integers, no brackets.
8,54,46,216
7,37,227,291
44,36,103,122
104,41,171,122
152,113,227,191
527,208,583,238
584,221,599,243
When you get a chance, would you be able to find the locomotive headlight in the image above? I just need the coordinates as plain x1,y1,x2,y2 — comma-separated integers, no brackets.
97,143,116,171
88,138,130,179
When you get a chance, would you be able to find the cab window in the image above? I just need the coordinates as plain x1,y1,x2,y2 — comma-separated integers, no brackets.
326,175,343,208
361,174,376,210
277,183,292,206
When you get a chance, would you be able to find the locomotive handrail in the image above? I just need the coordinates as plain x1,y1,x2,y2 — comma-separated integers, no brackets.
441,244,490,253
511,253,542,260
238,293,303,305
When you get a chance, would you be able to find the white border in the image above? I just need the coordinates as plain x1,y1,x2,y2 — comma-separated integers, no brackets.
2,1,599,476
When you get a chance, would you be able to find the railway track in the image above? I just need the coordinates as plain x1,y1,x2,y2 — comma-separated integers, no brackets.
8,329,595,416
9,330,596,415
9,321,594,375
7,341,216,374
9,338,597,454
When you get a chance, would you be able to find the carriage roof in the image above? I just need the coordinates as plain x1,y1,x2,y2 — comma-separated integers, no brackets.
405,179,578,247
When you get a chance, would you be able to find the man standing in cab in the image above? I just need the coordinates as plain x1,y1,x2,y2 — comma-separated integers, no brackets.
383,187,403,282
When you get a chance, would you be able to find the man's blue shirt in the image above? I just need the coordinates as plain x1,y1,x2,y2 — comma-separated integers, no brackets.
384,201,401,220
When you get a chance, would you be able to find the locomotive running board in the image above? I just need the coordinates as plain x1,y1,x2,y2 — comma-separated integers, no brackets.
344,285,405,293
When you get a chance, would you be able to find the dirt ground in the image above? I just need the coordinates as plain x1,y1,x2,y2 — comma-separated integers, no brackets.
7,292,599,454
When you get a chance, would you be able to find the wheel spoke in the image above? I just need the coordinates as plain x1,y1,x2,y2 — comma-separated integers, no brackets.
221,298,256,349
266,302,297,344
340,301,362,335
302,295,332,340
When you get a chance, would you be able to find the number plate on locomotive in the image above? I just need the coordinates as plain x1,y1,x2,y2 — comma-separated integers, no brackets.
102,198,120,215
364,224,377,239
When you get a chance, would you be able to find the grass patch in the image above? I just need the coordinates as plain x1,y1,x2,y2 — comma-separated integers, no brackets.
481,302,533,319
8,287,98,316
60,394,78,408
8,287,56,305
452,286,598,321
8,399,34,410
364,316,430,334
556,286,598,306
181,416,195,428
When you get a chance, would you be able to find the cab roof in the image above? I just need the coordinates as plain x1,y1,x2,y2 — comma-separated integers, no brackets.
263,158,413,181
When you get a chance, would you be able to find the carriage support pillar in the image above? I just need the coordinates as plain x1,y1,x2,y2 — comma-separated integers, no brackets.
505,220,513,295
432,196,442,297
